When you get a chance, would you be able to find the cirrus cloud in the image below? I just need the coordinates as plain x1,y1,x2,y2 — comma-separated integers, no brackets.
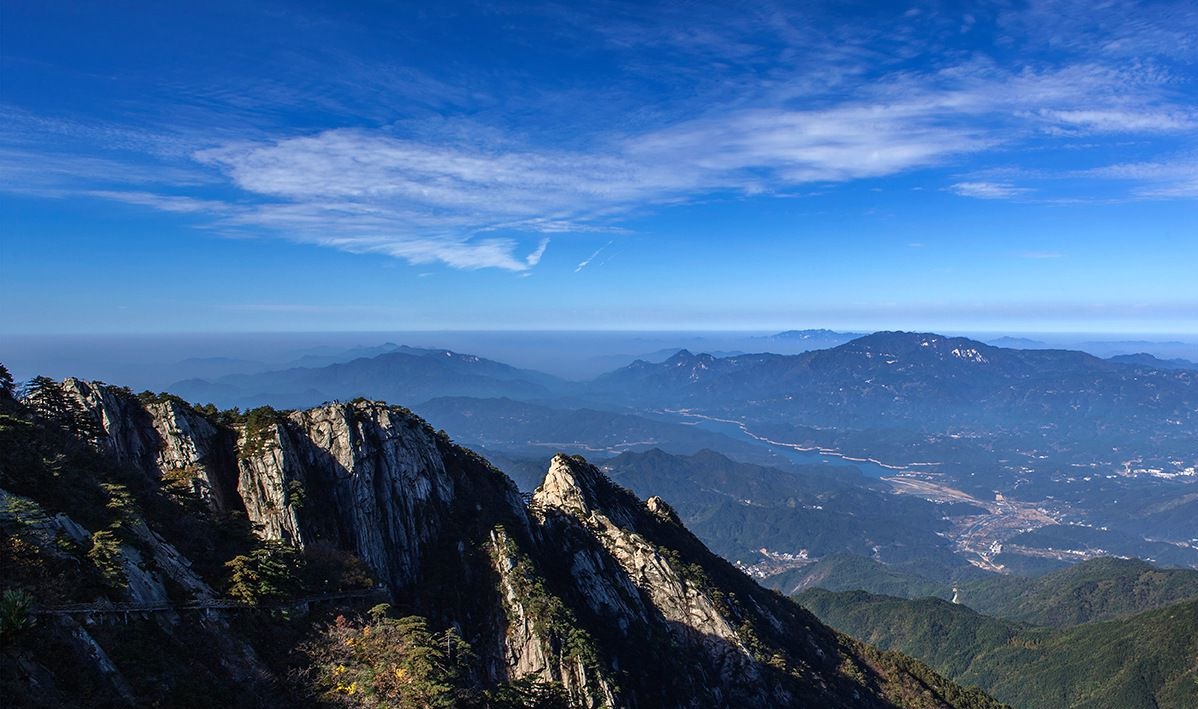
950,181,1029,199
3,1,1197,272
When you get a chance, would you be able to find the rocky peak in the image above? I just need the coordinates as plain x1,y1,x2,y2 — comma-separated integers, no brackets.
522,451,998,708
645,495,682,526
54,380,516,593
532,453,642,530
667,349,720,368
62,379,242,511
532,454,599,514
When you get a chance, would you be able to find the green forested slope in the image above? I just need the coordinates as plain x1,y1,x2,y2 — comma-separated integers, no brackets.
762,553,956,598
798,588,1198,709
797,590,1022,677
962,599,1198,709
956,556,1198,627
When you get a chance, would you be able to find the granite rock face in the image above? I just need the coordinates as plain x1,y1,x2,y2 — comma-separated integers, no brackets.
538,456,765,689
65,386,478,591
64,380,240,510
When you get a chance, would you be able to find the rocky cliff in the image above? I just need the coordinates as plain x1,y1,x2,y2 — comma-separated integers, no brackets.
2,379,1003,708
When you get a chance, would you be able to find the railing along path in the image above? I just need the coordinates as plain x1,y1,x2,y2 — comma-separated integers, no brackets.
31,586,387,618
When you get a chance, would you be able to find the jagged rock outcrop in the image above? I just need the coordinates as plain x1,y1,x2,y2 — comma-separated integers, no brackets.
533,456,766,694
488,525,621,708
9,380,1003,709
64,379,240,511
63,387,521,592
242,402,494,591
525,454,1005,708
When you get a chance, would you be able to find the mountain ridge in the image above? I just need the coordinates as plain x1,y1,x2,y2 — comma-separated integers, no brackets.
169,347,569,410
1,376,1003,708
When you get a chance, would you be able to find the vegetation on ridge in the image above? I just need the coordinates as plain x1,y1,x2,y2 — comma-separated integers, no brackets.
798,587,1198,709
299,605,572,708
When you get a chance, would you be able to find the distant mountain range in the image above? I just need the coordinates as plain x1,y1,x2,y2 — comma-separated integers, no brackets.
170,334,1198,450
1109,352,1198,370
162,330,1198,581
283,341,411,368
579,347,748,376
760,329,863,349
768,329,862,340
1078,339,1198,360
171,342,416,382
984,336,1049,349
589,331,1198,492
986,336,1198,362
171,346,569,410
412,398,792,482
591,332,1198,431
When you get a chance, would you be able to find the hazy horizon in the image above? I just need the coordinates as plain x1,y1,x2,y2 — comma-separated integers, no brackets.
5,327,1198,388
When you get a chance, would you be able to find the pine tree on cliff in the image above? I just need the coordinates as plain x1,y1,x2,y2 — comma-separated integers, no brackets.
21,375,102,440
24,375,72,424
0,363,14,401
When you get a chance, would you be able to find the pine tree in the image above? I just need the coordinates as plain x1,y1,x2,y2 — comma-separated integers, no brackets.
20,375,102,441
23,376,72,425
226,540,305,603
0,363,14,402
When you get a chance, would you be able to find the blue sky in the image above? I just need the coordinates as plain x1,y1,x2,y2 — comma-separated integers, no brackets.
2,0,1196,334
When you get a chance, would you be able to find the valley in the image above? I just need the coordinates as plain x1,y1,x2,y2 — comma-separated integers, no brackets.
106,330,1198,578
883,476,1063,573
658,408,908,476
651,407,1108,573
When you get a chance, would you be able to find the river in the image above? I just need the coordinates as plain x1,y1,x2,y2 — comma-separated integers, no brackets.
666,411,901,479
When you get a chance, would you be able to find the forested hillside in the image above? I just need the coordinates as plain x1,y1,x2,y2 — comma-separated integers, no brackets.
798,587,1198,709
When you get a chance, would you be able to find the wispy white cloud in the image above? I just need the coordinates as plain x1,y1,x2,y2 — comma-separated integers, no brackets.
83,190,231,214
333,235,537,271
184,130,655,270
155,104,1001,270
575,241,613,272
1073,158,1198,197
526,238,550,266
1036,108,1196,133
627,102,993,186
996,0,1198,62
1077,160,1197,180
950,181,1029,199
1135,177,1198,198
